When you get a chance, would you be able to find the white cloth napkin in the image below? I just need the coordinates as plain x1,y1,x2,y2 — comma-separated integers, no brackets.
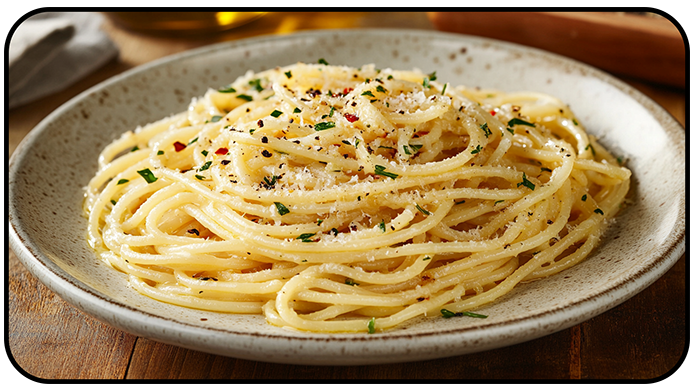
8,12,118,109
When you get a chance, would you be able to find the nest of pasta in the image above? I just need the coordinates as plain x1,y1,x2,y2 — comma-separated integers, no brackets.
84,62,631,333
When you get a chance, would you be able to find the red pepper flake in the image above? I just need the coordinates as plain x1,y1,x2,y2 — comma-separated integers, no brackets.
342,87,354,95
490,110,497,116
215,147,229,155
344,113,359,123
173,141,187,152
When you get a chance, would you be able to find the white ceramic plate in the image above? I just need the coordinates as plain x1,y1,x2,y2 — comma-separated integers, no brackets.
9,29,686,365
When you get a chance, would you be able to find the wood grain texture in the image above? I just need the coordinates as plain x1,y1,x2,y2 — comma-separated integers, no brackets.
581,254,687,380
124,327,572,380
7,252,137,380
7,11,687,381
427,11,686,88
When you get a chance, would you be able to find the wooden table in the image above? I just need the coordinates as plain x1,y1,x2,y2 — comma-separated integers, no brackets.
7,11,687,380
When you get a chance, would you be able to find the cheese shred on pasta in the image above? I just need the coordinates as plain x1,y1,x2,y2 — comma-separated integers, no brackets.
84,63,631,333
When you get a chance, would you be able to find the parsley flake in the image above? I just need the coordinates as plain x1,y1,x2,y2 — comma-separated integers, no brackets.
296,233,315,242
137,168,158,184
507,118,535,128
217,86,236,93
274,202,290,216
416,204,431,215
440,309,488,319
198,161,212,171
248,78,264,92
517,173,535,191
480,123,492,138
314,122,336,131
374,165,398,179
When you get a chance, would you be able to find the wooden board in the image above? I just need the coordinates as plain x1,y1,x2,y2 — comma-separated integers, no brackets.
428,11,686,88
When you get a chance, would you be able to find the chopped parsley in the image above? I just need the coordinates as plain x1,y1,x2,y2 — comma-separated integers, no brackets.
116,179,129,185
248,78,264,92
293,107,302,113
368,317,376,334
274,202,290,216
345,278,359,286
361,91,375,98
480,123,492,138
270,109,283,118
403,144,422,155
296,233,315,242
209,115,223,123
378,220,386,233
507,118,535,128
217,86,236,93
594,208,604,215
236,94,253,102
585,143,596,156
261,175,279,189
198,161,213,171
471,145,482,154
314,122,336,131
517,173,535,191
416,204,431,215
581,194,588,202
440,309,488,319
194,174,205,180
137,168,158,184
318,58,329,65
284,71,292,78
374,165,398,179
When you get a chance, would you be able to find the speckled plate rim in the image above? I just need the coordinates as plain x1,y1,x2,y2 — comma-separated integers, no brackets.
8,28,686,366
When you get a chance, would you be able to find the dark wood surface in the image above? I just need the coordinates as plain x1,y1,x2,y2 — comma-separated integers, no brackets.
6,11,688,381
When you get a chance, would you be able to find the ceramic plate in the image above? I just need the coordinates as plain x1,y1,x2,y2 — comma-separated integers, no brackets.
9,29,686,365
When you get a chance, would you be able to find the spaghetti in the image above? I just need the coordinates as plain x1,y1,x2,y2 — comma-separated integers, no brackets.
84,62,631,333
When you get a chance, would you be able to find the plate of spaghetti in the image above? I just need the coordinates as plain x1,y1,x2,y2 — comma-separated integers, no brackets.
9,29,685,365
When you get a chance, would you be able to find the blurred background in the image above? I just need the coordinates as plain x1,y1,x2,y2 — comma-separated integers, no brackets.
7,11,686,154
7,10,688,381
